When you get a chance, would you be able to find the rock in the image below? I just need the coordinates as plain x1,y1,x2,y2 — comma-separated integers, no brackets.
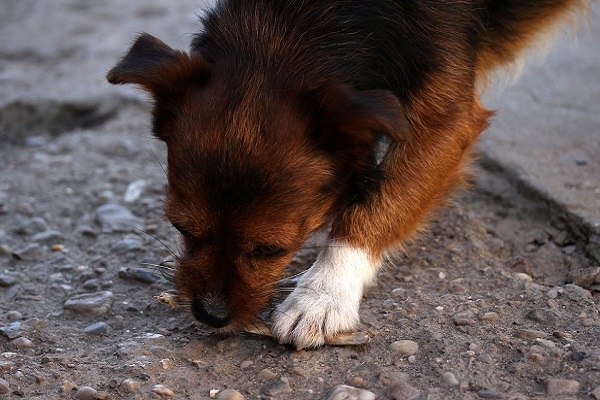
0,274,18,287
123,179,147,203
31,230,65,245
545,378,580,396
74,386,98,400
9,337,33,350
262,377,292,396
453,310,477,326
389,340,419,356
505,256,532,275
477,389,505,398
479,312,499,322
327,385,375,400
257,368,277,380
389,380,420,400
564,284,592,300
112,238,144,254
0,322,23,339
592,385,600,400
6,311,22,321
64,291,115,316
569,267,600,288
84,322,108,335
12,243,43,260
0,378,9,395
120,379,141,393
118,268,160,284
95,204,143,231
514,329,547,340
217,389,244,400
441,372,459,387
14,217,48,235
525,309,556,324
152,384,174,397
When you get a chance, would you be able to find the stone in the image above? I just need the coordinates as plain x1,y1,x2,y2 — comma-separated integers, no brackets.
525,309,556,324
257,368,277,380
389,340,419,356
0,378,9,395
441,372,459,387
545,378,580,396
262,377,292,396
74,386,98,400
64,291,115,316
592,385,600,400
0,322,23,339
453,310,477,326
31,230,65,245
120,379,141,393
12,243,43,260
327,385,375,400
0,274,18,287
152,384,174,397
9,337,33,350
95,204,143,231
477,389,505,398
112,238,144,254
84,322,108,335
217,389,244,400
389,380,420,400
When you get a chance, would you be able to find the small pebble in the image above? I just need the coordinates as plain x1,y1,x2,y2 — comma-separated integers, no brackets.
5,311,21,322
217,389,244,400
453,310,477,326
477,389,505,399
479,312,499,322
441,372,459,387
0,322,23,339
120,379,141,393
240,360,253,369
0,274,18,287
388,380,420,400
74,386,98,400
257,368,277,380
327,384,375,400
31,230,65,245
525,309,556,324
389,340,419,356
61,380,76,393
112,239,144,254
64,291,114,316
591,385,600,400
12,243,43,260
0,378,9,395
528,353,544,362
84,322,108,335
95,204,144,231
262,377,292,396
10,337,33,350
545,378,580,395
514,329,546,340
152,384,174,397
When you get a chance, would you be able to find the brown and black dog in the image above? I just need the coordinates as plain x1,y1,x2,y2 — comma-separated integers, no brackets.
107,0,586,349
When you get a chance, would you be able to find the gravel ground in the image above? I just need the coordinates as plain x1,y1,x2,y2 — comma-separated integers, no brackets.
1,1,599,399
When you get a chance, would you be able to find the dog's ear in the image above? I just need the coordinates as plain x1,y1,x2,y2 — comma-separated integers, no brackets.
312,84,410,152
106,33,208,96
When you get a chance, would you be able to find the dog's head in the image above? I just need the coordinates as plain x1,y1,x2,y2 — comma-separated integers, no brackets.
107,34,407,330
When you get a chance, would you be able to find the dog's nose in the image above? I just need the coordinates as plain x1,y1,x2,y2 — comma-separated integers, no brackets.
191,296,232,328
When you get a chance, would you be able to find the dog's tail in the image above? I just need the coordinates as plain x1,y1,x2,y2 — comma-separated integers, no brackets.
476,0,587,79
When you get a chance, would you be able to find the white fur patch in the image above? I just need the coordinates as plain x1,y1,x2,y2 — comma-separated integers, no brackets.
272,241,379,349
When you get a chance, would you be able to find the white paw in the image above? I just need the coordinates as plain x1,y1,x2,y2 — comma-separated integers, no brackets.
272,242,378,350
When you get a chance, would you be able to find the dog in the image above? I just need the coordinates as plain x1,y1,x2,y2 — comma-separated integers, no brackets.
107,0,586,349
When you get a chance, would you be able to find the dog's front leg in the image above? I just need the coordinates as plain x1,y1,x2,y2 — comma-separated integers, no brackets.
273,76,492,349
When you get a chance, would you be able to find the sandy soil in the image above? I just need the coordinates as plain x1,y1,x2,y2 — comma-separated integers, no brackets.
1,1,599,399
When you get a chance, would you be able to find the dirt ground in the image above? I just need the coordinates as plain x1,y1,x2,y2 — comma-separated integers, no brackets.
1,1,599,399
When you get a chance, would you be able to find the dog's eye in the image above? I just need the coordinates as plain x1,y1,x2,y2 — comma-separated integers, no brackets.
173,224,193,238
251,245,286,258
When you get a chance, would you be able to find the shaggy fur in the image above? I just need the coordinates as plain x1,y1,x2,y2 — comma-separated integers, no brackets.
107,0,586,348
